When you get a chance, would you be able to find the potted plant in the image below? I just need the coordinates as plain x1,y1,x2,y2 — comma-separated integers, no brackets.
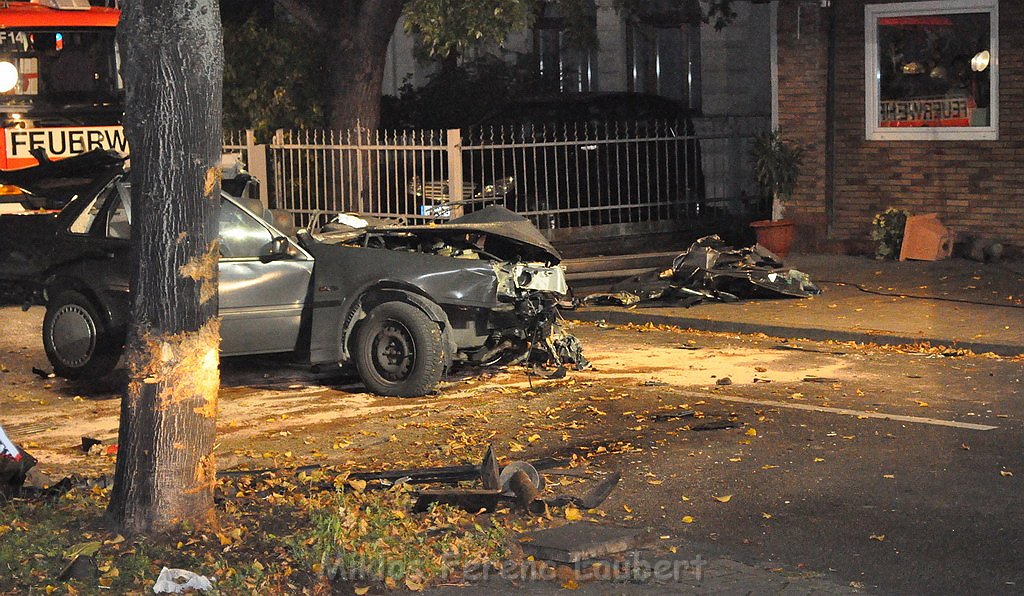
750,130,803,257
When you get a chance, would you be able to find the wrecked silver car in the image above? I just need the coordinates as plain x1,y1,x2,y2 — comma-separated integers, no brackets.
0,151,585,397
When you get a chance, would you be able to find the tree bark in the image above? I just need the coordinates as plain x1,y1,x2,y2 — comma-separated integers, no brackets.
108,0,224,534
278,0,405,131
329,1,405,131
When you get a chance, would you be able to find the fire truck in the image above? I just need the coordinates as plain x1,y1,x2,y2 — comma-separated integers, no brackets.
0,0,123,204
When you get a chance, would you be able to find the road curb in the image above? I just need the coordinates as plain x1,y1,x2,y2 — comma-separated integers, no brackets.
564,307,1024,357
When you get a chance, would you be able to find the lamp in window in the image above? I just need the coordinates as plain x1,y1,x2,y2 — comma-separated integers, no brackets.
971,50,990,73
0,61,19,93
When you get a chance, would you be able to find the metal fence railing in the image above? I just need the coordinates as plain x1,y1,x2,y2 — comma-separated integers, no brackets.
233,115,770,232
267,128,450,227
222,130,250,165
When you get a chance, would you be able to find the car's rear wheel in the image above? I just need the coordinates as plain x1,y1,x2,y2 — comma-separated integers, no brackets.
354,301,444,397
42,290,121,380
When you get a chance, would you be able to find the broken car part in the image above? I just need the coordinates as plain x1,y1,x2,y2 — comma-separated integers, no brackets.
546,471,622,510
583,235,821,308
497,461,545,496
508,470,548,516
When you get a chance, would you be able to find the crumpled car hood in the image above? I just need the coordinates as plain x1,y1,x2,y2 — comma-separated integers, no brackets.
369,206,562,264
0,149,125,203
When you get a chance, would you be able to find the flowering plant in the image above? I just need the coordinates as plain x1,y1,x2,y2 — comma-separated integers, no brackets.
870,207,909,259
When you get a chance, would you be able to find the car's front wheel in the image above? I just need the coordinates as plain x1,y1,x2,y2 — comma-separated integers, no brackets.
354,301,445,397
42,290,122,380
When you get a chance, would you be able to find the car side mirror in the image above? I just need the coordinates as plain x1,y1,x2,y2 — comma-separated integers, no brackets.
260,236,291,263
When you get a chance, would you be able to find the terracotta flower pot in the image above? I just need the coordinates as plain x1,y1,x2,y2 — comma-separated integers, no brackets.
750,219,796,258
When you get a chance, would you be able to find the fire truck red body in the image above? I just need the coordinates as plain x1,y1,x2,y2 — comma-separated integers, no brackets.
0,1,122,173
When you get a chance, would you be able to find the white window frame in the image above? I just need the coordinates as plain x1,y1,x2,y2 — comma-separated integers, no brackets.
864,0,998,141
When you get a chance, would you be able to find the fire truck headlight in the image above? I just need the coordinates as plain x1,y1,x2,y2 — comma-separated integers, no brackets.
0,62,18,93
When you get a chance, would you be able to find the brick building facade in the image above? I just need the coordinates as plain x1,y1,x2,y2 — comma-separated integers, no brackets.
777,0,1023,253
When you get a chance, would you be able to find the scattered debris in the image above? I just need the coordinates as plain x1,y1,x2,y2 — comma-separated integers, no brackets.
583,235,820,308
1,423,35,501
687,420,739,432
716,377,733,386
649,410,696,421
547,472,622,510
802,376,842,384
519,523,653,564
508,470,548,515
498,461,545,496
152,567,214,594
773,344,847,356
31,366,55,379
81,436,102,454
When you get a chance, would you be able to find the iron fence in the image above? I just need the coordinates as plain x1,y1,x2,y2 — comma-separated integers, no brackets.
239,115,770,231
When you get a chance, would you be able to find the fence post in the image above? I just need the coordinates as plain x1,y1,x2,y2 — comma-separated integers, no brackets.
245,129,271,209
354,126,365,213
446,129,463,218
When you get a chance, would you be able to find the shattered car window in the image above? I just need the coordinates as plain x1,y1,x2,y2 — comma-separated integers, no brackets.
68,194,104,234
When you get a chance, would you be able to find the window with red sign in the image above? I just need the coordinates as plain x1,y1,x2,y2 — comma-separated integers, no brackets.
865,0,997,141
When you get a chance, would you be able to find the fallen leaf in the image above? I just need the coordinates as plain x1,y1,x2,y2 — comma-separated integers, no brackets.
762,512,772,519
405,575,424,591
713,495,732,503
961,443,970,450
1000,470,1013,477
745,428,757,437
354,587,370,596
814,458,825,463
565,507,584,521
348,479,367,492
681,515,694,524
870,534,886,542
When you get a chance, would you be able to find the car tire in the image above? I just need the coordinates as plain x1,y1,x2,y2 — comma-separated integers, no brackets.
354,301,445,397
42,290,121,380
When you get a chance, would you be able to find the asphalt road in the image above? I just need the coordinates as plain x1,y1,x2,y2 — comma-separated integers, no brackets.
1,305,1021,594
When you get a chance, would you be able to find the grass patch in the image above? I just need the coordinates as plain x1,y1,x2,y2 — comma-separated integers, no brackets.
292,483,517,591
0,469,527,594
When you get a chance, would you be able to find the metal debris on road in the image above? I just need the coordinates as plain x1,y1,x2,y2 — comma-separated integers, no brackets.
583,235,821,307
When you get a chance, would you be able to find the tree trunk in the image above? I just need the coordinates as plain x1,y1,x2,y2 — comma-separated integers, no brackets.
107,0,224,534
328,0,405,131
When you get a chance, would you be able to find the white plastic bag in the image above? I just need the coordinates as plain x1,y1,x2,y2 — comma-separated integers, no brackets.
152,567,214,594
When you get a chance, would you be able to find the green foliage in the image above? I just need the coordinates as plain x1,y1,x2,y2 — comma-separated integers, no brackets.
403,0,536,58
222,15,331,141
752,130,804,220
871,207,910,260
381,53,549,129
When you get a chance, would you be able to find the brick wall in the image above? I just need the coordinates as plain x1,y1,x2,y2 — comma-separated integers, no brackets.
778,0,1024,252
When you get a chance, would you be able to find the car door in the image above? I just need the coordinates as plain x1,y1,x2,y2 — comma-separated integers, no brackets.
217,197,313,356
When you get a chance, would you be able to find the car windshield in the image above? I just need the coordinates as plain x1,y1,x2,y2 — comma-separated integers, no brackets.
0,28,122,110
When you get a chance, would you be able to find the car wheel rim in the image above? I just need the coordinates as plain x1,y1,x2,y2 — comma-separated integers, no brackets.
50,304,97,368
371,319,415,383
